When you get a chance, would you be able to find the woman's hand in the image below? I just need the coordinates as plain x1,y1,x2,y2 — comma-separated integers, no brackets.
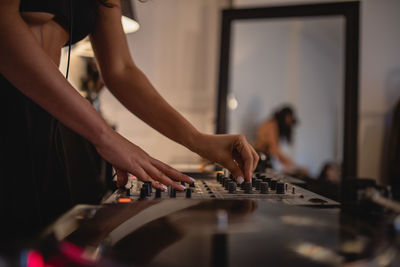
95,130,194,191
193,134,259,183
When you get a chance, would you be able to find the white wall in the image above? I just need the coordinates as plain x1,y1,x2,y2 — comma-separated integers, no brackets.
87,0,227,165
234,0,400,182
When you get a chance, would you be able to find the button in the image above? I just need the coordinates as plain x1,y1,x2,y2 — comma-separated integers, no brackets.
228,181,236,194
245,182,252,194
276,182,285,194
186,188,192,198
260,182,268,194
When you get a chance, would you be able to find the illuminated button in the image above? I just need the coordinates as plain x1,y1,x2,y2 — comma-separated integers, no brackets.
118,198,132,203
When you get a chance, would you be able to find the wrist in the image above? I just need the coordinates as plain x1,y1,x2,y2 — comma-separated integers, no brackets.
186,131,208,155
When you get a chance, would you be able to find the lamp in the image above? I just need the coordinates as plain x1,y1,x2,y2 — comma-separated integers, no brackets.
73,0,140,57
121,0,140,34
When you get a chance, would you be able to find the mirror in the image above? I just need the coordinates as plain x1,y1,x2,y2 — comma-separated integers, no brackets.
228,16,344,177
217,2,360,201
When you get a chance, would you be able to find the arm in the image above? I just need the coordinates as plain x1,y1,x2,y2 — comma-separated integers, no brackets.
0,0,192,191
90,1,258,182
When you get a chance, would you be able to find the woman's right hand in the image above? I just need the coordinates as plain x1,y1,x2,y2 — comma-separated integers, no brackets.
94,130,194,191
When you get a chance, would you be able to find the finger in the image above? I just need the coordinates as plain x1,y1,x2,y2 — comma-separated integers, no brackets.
144,163,186,191
233,136,254,182
144,177,168,191
222,158,245,184
116,168,128,187
250,145,259,171
129,167,167,192
151,159,195,184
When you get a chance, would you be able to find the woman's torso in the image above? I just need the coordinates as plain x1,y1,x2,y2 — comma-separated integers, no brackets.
20,0,97,66
254,119,278,153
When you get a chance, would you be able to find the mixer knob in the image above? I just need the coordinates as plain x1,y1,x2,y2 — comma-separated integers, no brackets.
155,188,162,198
224,179,230,190
217,173,223,182
276,182,285,194
245,182,252,194
270,180,277,190
251,177,256,186
228,181,236,194
189,182,195,188
285,183,288,191
170,188,176,198
221,177,227,186
260,182,269,194
292,186,296,194
181,181,185,186
264,177,272,185
186,188,192,198
126,188,131,196
145,181,152,196
140,187,147,199
254,179,262,190
240,182,246,190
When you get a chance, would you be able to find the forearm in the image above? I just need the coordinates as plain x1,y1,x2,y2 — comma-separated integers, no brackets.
0,12,111,146
104,66,201,151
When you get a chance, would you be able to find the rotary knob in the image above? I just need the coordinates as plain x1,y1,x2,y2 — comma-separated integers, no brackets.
186,188,192,198
155,188,162,198
270,180,277,190
260,182,269,194
140,187,147,199
244,182,252,194
276,182,285,194
228,181,236,194
170,188,176,198
254,179,262,190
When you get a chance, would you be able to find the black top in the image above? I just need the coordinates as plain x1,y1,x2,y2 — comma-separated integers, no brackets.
20,0,97,45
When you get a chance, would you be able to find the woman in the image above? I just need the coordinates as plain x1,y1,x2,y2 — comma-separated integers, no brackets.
0,0,258,244
254,106,298,172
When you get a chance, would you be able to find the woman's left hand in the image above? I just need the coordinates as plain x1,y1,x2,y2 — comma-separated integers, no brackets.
194,134,259,183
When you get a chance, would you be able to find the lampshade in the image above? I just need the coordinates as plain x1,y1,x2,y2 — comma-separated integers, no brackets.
121,0,140,34
73,0,140,57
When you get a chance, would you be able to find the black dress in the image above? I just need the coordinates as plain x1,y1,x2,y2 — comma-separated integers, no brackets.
0,0,109,247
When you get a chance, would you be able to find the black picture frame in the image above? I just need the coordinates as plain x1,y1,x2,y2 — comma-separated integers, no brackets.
216,1,360,185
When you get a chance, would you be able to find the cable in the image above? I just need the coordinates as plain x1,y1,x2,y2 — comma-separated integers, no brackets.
65,0,73,79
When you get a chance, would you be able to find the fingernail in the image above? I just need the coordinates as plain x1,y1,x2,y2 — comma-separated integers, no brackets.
237,176,244,184
178,185,186,191
161,185,168,191
189,176,196,183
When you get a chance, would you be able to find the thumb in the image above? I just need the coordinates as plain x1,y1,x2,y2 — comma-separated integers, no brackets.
116,168,128,187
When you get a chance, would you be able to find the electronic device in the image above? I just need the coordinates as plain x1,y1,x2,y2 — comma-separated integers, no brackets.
7,168,399,267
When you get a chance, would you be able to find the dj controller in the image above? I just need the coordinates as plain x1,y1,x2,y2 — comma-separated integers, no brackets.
4,168,400,267
105,169,339,206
